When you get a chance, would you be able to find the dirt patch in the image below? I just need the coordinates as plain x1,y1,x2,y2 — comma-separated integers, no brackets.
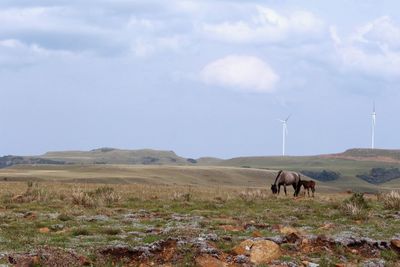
9,247,87,267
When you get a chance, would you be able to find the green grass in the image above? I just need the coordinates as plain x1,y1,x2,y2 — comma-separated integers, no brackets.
0,181,399,266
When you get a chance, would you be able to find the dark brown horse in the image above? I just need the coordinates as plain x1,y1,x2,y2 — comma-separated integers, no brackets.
270,170,302,197
299,180,316,197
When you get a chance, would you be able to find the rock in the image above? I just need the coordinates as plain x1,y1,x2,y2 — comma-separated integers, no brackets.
79,255,91,266
233,240,254,256
200,233,219,242
234,255,249,264
193,238,220,255
265,236,286,244
50,224,64,231
390,239,400,251
32,255,40,265
195,255,228,267
286,232,302,243
249,240,281,265
333,231,360,246
23,211,36,220
279,226,299,235
362,259,386,267
252,231,262,238
78,215,109,222
38,227,50,233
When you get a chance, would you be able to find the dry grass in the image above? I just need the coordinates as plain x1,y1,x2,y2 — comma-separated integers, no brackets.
71,188,97,207
378,190,400,209
0,181,262,206
238,188,269,202
341,202,366,219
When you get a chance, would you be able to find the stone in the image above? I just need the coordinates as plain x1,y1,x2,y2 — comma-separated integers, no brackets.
79,255,91,266
249,240,281,265
234,255,248,264
233,240,254,256
195,255,228,267
362,259,386,267
390,239,400,251
38,227,50,234
279,226,299,235
50,224,64,231
252,231,262,238
286,232,302,243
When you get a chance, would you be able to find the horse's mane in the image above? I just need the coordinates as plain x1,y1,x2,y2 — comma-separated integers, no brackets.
273,170,283,185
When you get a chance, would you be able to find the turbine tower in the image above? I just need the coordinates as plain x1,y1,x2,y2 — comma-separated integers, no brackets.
279,115,290,156
371,102,376,149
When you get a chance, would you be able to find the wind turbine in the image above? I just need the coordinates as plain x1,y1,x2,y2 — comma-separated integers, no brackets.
278,115,290,156
371,102,376,149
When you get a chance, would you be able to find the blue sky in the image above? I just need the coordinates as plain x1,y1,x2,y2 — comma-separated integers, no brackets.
0,0,399,158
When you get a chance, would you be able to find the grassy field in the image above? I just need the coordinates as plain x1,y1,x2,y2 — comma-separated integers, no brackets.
0,164,339,192
0,164,398,193
0,181,398,266
0,163,398,266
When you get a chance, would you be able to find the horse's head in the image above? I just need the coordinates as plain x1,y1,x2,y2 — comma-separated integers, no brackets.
271,184,278,194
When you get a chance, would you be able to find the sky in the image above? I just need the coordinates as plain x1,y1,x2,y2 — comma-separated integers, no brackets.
0,0,400,159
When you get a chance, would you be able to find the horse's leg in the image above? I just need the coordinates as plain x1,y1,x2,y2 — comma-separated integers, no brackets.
278,184,281,195
284,184,287,196
307,188,310,197
294,182,300,197
312,187,315,197
292,184,298,197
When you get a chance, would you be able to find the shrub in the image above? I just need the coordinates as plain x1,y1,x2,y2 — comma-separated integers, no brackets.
341,193,369,219
357,167,400,184
71,188,96,208
90,186,121,205
341,202,367,219
347,193,369,209
71,186,121,207
378,190,400,210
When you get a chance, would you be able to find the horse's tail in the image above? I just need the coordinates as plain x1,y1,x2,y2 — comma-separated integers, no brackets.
273,170,283,185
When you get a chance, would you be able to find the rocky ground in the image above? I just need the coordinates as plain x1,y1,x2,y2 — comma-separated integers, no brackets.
0,183,399,266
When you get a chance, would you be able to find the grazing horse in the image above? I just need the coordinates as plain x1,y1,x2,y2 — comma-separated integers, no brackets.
270,170,302,197
299,180,316,197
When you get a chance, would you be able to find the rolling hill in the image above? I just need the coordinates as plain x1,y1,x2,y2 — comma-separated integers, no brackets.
0,147,400,191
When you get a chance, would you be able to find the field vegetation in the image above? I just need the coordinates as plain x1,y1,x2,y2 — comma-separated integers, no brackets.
0,180,398,266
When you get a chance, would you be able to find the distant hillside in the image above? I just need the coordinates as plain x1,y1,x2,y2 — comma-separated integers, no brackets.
41,148,192,165
1,147,400,188
0,156,65,168
325,148,400,163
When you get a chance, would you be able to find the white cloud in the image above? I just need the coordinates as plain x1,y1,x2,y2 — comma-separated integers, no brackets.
201,55,279,93
0,38,76,67
332,17,400,78
202,6,324,44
